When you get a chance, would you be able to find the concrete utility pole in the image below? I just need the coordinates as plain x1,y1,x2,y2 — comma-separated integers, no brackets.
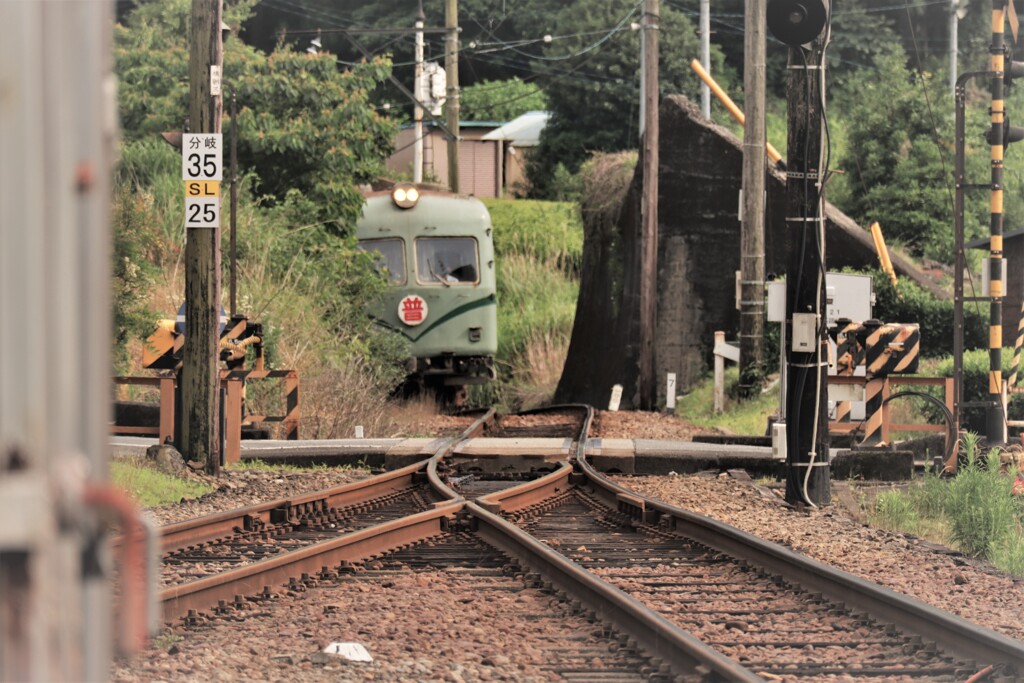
414,0,425,183
183,0,224,469
638,0,660,409
445,0,460,192
739,0,767,397
783,31,831,507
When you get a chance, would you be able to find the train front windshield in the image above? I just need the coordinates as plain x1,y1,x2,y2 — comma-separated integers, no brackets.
415,237,479,285
357,238,406,284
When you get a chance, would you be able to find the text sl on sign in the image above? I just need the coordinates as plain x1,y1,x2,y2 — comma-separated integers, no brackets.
182,133,222,229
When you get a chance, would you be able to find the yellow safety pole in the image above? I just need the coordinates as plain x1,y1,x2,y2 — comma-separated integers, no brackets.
690,58,784,167
869,222,898,287
988,0,1007,443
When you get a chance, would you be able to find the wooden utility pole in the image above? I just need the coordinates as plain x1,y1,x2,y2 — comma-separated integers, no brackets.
183,0,223,470
445,0,460,192
739,0,766,397
783,32,831,506
638,0,660,409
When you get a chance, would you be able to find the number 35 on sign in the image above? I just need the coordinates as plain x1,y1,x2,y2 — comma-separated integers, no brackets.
182,132,222,229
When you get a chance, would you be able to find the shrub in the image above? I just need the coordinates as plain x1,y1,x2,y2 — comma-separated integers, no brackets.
871,490,920,534
932,348,1024,434
944,444,1018,559
483,198,583,277
867,267,987,358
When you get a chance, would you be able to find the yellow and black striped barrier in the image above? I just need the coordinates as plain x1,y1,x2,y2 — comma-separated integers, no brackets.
1010,301,1024,389
832,321,863,427
859,321,920,379
828,320,921,446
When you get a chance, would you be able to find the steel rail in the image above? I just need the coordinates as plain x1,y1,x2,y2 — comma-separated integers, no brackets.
575,453,1024,672
428,405,587,501
158,459,429,554
160,503,461,622
475,461,576,513
158,408,496,554
466,501,761,682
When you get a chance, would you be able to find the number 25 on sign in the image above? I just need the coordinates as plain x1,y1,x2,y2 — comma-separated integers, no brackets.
185,196,220,229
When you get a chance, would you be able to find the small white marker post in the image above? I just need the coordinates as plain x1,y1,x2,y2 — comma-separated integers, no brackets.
666,373,677,411
354,425,364,439
608,384,623,411
323,642,373,662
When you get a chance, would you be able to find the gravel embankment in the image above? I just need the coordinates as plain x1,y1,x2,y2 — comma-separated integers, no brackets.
615,473,1024,643
115,534,654,683
144,466,372,526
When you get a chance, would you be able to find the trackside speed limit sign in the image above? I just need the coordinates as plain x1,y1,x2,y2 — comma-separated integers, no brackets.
182,134,223,180
182,133,222,229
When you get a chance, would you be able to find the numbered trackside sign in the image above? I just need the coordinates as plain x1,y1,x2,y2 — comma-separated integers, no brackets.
183,134,222,228
185,197,220,228
182,133,223,180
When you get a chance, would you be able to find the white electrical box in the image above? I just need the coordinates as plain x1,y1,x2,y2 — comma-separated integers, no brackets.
766,281,787,322
764,273,873,325
791,313,818,352
771,422,787,461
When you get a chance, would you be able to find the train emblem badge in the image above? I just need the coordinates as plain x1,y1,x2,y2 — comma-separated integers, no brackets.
398,294,428,326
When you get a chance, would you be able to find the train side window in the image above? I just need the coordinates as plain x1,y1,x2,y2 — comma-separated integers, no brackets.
357,238,406,285
415,237,479,285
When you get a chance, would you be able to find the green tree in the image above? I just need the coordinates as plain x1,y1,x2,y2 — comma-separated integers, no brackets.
832,46,974,262
460,78,548,121
116,0,397,232
526,0,735,197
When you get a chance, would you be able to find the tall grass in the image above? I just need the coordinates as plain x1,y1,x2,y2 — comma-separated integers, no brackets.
865,433,1024,577
483,198,583,276
496,254,578,361
945,443,1019,558
111,461,214,507
676,367,780,435
871,490,920,534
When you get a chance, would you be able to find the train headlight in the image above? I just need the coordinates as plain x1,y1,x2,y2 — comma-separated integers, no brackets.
391,184,420,209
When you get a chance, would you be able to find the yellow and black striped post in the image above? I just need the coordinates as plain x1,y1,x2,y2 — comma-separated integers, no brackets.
855,321,920,446
1009,300,1024,387
833,321,862,427
988,0,1008,444
861,378,886,446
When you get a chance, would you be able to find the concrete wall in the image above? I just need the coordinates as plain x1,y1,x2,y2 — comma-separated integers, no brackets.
556,95,948,409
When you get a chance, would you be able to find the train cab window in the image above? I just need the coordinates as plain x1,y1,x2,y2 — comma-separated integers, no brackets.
415,237,479,285
357,238,406,285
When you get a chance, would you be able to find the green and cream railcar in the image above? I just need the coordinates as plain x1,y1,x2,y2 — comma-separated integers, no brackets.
356,184,497,397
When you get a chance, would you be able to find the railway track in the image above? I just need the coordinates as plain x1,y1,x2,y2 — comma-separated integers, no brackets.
152,404,1024,681
327,531,674,681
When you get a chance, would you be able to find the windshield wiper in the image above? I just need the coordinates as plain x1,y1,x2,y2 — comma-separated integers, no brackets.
427,261,451,287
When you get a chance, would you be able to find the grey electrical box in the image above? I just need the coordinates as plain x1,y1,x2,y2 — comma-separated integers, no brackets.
982,258,1006,297
792,313,818,352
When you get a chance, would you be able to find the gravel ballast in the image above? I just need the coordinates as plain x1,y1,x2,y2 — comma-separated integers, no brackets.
615,473,1024,643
